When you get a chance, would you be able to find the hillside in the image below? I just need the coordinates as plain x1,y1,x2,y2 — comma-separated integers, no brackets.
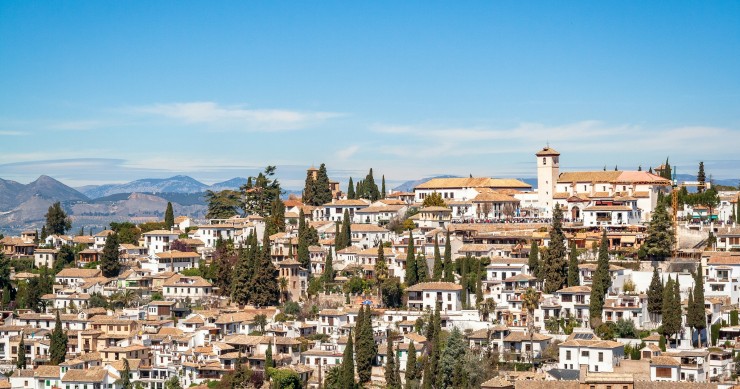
0,175,88,211
79,175,209,198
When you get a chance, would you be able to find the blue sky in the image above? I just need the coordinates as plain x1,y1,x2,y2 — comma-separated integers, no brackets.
1,1,739,189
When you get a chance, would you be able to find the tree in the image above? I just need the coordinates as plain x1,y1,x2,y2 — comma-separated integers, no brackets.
347,177,355,199
110,222,141,245
45,202,72,235
697,162,706,192
253,314,268,334
385,335,399,388
17,334,26,369
120,358,132,389
422,192,446,208
40,225,48,241
303,168,317,205
406,232,418,286
164,376,182,389
205,189,241,219
522,287,540,366
381,175,386,199
644,202,674,260
421,308,441,389
405,341,418,384
336,210,352,251
340,330,356,388
100,232,121,277
381,277,403,308
357,168,381,201
375,243,388,299
323,249,335,284
689,264,706,347
416,253,428,283
529,241,540,281
589,231,611,327
265,343,274,370
443,230,454,282
164,202,174,229
567,242,579,287
355,306,376,384
241,166,282,217
661,276,681,345
432,234,443,281
50,310,67,364
543,206,567,293
265,197,286,237
647,267,664,322
438,327,466,389
314,163,333,205
247,232,280,307
660,157,672,181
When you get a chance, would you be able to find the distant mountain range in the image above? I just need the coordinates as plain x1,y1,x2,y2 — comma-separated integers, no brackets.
77,175,248,199
0,175,89,211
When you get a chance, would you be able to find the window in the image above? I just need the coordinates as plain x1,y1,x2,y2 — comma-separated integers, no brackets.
543,158,546,165
598,352,603,362
655,367,672,378
581,351,589,357
566,350,571,360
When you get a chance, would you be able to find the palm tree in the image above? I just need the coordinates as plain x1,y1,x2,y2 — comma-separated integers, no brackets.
111,290,141,309
279,277,288,303
253,314,268,334
522,287,540,370
479,297,497,322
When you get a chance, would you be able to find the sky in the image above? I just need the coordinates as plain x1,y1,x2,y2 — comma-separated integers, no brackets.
1,1,739,189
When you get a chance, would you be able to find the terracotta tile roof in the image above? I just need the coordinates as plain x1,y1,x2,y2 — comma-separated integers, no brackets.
503,331,551,342
56,268,102,278
163,275,212,288
650,356,680,366
350,224,390,232
556,285,591,293
472,192,519,202
62,368,109,382
154,250,200,259
535,147,560,156
415,177,531,190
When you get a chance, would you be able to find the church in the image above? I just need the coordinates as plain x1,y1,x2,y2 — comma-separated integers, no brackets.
534,146,671,226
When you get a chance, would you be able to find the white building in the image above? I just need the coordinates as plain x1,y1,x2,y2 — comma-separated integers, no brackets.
142,230,181,256
162,275,214,301
33,248,58,269
406,282,462,312
558,337,625,372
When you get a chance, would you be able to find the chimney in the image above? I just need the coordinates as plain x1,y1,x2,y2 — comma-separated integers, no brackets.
579,363,588,382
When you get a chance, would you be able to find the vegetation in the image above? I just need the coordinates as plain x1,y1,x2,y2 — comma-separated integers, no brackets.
50,311,67,365
101,232,121,277
542,206,567,293
589,231,611,327
422,192,446,207
45,201,72,235
644,202,674,260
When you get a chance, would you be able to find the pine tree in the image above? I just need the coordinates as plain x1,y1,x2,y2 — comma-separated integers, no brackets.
405,341,417,383
100,232,121,277
647,267,664,321
443,230,454,282
341,330,356,388
385,335,398,388
432,234,443,281
416,253,428,282
589,231,611,326
644,203,675,260
697,162,706,192
17,334,26,369
45,201,72,235
241,166,282,217
529,241,540,280
323,249,335,284
691,264,706,346
121,358,132,389
543,206,567,293
381,175,386,199
406,232,418,286
438,327,466,389
164,202,175,230
50,310,67,365
347,177,355,199
314,163,333,205
567,242,579,287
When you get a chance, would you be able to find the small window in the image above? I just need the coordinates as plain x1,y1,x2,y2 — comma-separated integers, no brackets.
543,158,546,165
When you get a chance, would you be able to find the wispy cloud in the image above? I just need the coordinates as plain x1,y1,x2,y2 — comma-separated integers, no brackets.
130,102,343,131
47,120,113,131
336,145,359,160
0,130,28,136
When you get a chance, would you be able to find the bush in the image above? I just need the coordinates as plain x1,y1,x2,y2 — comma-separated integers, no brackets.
614,318,637,338
595,322,616,340
283,301,300,315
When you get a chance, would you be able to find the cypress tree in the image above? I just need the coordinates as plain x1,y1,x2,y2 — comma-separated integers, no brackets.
340,210,352,250
164,202,174,230
421,308,441,389
661,276,680,345
647,267,664,321
323,249,335,284
303,169,317,205
266,343,274,369
385,335,398,388
405,341,417,383
392,341,401,389
416,253,428,282
17,335,26,369
443,230,454,282
314,163,333,205
589,231,611,326
121,358,132,389
543,206,567,293
381,175,386,199
347,177,355,199
438,327,466,389
375,243,388,299
40,225,48,241
567,242,579,287
100,232,121,277
231,246,253,305
356,306,373,383
334,222,342,251
406,232,418,286
692,265,706,346
341,330,356,388
461,254,469,308
50,310,67,365
247,231,280,307
297,214,311,273
475,258,483,308
529,241,540,281
432,234,443,281
697,162,706,192
687,289,695,346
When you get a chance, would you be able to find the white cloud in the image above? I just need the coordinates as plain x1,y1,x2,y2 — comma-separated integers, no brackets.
0,130,27,136
131,102,343,131
336,145,360,160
